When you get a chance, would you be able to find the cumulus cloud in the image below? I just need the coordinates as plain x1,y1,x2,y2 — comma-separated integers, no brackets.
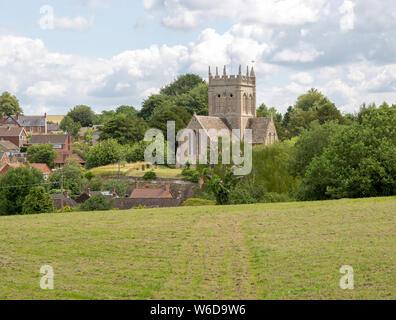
54,15,95,31
339,0,356,32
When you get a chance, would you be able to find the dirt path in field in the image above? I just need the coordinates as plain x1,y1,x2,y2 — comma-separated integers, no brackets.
155,212,257,299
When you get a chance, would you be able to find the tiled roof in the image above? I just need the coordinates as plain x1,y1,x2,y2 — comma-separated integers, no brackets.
30,134,68,145
195,115,231,133
47,123,60,131
0,140,19,150
130,185,173,199
55,152,85,164
247,117,272,144
14,115,46,127
0,126,25,136
5,163,51,174
51,194,78,210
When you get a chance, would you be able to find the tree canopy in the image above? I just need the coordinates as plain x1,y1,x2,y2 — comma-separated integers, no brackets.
67,105,95,127
0,166,44,215
27,144,58,168
100,114,148,145
0,91,23,117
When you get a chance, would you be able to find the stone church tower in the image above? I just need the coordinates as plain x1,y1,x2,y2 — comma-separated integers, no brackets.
179,64,279,165
208,65,256,138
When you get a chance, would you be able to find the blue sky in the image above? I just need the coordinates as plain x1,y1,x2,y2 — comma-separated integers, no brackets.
1,0,396,115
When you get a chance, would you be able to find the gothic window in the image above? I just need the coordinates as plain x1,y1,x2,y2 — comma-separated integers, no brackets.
249,94,253,114
243,94,248,114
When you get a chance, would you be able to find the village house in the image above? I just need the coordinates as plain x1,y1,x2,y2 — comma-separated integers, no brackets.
51,190,78,210
0,126,27,148
29,133,85,168
130,181,173,199
0,163,51,179
0,114,47,134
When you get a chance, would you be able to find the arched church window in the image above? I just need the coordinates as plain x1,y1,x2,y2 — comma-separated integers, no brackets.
243,94,248,114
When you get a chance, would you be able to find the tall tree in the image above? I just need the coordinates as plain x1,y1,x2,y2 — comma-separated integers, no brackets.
85,139,124,169
100,114,148,145
67,105,95,127
138,95,172,120
160,74,205,96
22,187,54,214
0,91,23,117
60,116,81,140
0,166,44,215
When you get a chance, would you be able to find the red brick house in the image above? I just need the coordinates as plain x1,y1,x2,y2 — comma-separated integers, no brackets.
0,126,27,147
29,133,85,168
0,114,47,134
130,181,173,199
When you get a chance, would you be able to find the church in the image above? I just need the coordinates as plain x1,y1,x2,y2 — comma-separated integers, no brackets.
183,65,278,158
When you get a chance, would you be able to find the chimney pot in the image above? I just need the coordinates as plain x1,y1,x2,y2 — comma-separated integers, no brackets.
87,188,91,196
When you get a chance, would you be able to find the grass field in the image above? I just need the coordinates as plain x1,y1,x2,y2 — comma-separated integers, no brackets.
0,197,395,300
88,162,183,179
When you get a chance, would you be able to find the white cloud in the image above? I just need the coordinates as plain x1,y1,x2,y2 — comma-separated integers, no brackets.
273,46,324,63
54,15,95,31
145,0,326,30
339,0,355,32
290,72,314,85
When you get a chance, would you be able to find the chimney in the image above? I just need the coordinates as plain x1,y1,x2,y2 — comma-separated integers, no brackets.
112,187,118,198
87,188,91,197
135,179,138,189
65,189,69,198
165,181,170,193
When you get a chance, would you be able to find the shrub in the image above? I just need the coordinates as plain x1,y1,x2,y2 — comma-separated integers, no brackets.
182,198,216,206
261,192,291,203
133,205,146,209
228,187,256,205
89,176,104,191
58,206,75,213
85,171,94,181
22,186,54,215
181,168,199,183
79,194,114,211
143,170,157,180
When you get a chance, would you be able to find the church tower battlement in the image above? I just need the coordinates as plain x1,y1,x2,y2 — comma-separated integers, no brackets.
208,65,256,133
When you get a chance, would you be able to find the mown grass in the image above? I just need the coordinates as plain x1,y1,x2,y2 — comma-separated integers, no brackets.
88,162,183,179
0,197,395,300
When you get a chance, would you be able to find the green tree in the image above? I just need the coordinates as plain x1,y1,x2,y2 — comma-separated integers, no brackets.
116,105,138,118
149,105,191,136
79,194,114,211
22,186,54,215
174,82,208,115
85,139,123,169
138,94,172,120
49,159,88,195
27,144,58,168
100,114,148,145
292,121,342,177
0,166,43,215
298,104,396,200
67,105,95,127
285,89,345,138
160,74,205,96
60,116,81,140
124,141,149,163
103,179,127,196
0,91,23,117
205,169,241,205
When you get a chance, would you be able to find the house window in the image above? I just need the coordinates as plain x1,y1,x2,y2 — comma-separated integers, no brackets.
38,127,42,133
